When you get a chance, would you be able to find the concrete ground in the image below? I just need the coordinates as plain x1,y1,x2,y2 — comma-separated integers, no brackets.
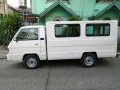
0,57,120,90
0,46,120,90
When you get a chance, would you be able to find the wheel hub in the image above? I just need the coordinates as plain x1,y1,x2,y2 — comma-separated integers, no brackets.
84,56,94,66
27,58,37,68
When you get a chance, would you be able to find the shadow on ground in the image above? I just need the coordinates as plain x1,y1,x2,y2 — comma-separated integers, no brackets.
8,58,112,69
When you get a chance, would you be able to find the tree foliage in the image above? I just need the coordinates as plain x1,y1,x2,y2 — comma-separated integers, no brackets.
0,13,22,45
118,42,120,51
69,16,82,21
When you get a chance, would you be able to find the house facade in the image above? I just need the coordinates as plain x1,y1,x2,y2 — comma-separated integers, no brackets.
31,0,120,25
0,0,19,18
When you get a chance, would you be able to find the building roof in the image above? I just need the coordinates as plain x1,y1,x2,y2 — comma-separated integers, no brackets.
94,1,120,17
8,4,19,12
39,1,78,17
8,4,32,14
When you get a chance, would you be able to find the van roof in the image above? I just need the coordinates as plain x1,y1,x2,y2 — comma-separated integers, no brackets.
21,20,117,28
46,20,117,24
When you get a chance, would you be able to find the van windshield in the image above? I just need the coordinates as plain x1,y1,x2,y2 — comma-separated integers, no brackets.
16,28,38,40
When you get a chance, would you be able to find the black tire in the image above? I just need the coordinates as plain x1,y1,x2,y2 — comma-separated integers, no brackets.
23,55,41,69
81,53,97,68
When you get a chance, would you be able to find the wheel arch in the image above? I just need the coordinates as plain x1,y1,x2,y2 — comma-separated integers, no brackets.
82,52,98,58
23,53,40,61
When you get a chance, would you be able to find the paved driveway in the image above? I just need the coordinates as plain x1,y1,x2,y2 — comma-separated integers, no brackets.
0,58,120,90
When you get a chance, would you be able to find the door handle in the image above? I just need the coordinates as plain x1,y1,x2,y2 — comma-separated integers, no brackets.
40,38,44,40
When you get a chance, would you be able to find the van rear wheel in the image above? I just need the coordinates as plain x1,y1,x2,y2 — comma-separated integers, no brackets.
81,53,97,68
23,55,41,69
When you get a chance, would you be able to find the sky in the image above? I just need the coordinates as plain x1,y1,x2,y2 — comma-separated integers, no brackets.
7,0,30,8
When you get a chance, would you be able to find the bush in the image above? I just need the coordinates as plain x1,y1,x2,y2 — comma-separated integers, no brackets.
69,16,82,21
118,42,120,51
0,13,22,45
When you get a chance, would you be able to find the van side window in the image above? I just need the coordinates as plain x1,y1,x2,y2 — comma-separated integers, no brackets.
55,24,80,37
16,28,38,40
86,24,110,36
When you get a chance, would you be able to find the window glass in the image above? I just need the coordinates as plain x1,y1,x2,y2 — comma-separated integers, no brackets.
16,28,38,40
96,0,113,3
55,25,67,37
105,26,110,34
100,26,104,34
47,0,68,1
86,26,94,35
86,24,110,36
55,24,80,37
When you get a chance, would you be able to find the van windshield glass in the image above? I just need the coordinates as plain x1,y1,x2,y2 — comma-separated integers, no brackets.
16,28,38,40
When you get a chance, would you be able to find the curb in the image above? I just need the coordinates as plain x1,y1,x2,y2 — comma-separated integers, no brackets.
0,54,7,59
0,46,8,59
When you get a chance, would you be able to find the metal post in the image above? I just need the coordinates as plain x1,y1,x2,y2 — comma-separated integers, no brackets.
22,9,24,25
3,0,5,15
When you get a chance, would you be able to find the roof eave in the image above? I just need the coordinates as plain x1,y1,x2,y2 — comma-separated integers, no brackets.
94,1,120,17
39,1,78,18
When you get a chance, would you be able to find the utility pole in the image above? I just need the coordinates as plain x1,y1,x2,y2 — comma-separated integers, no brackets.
3,0,5,15
19,0,27,25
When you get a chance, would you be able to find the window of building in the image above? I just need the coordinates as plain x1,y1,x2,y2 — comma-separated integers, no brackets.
16,28,38,40
47,0,69,2
96,0,113,3
53,16,62,21
55,24,80,37
86,24,110,36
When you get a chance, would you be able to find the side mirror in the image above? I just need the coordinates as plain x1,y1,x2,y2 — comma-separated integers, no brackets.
15,37,20,42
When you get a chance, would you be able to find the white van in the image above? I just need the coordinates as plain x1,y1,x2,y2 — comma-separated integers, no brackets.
7,21,118,69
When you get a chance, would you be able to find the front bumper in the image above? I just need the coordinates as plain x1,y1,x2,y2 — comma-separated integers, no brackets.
7,54,23,61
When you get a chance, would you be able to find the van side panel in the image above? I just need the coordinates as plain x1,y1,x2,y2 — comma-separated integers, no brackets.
46,21,117,60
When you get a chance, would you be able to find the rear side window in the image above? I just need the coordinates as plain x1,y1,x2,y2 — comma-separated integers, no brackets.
55,24,80,37
86,24,110,36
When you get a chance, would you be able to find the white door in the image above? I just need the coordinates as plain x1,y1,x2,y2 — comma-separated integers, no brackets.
11,28,41,60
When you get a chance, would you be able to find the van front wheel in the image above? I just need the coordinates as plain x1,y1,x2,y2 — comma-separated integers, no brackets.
23,55,40,69
81,53,97,68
